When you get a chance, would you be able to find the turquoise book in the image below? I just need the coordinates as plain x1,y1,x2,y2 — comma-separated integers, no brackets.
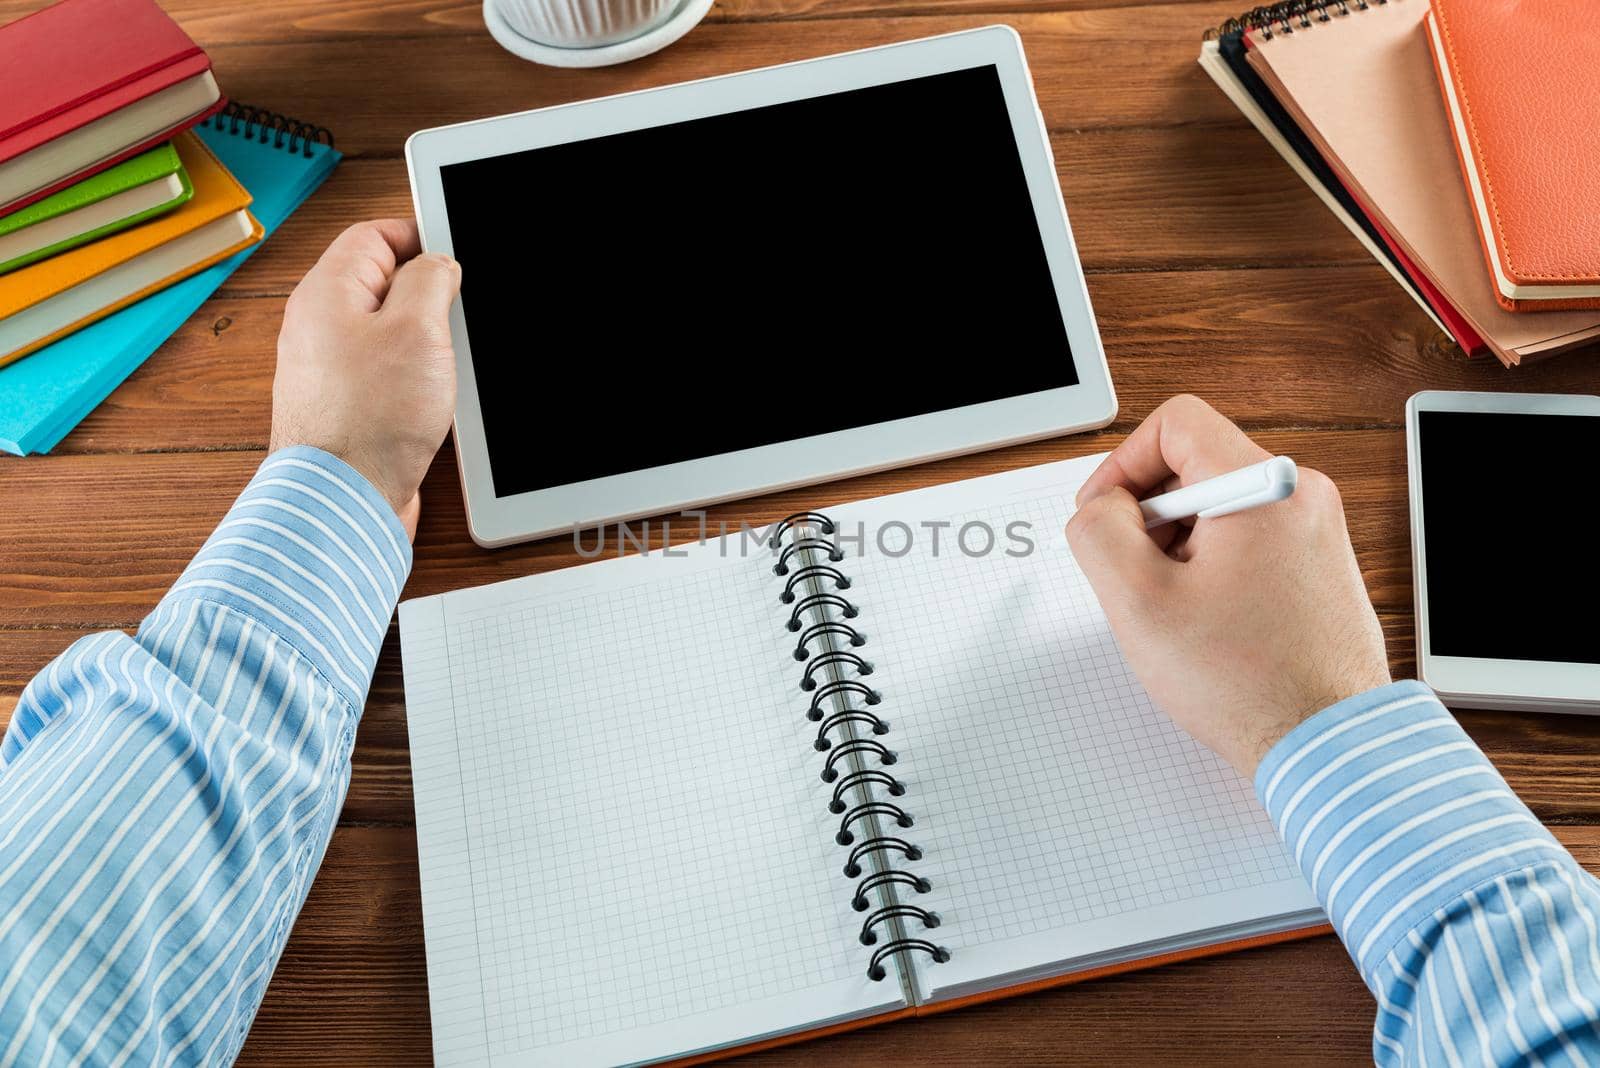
0,105,341,455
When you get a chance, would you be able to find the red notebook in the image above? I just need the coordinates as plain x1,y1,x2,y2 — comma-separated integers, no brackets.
0,0,224,216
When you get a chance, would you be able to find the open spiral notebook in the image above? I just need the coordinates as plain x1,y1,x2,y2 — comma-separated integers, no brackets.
398,452,1326,1067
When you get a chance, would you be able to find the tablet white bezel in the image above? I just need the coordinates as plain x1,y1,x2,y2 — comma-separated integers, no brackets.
406,26,1116,547
1406,390,1600,714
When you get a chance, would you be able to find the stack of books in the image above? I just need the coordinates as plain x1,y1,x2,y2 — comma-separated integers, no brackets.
1199,0,1598,366
0,0,342,455
0,0,252,366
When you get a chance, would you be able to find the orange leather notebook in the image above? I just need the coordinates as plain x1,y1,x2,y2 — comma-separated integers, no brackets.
1238,0,1600,365
397,454,1330,1067
0,131,261,366
1425,0,1600,311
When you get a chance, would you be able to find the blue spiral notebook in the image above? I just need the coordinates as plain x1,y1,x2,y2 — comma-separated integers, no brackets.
0,107,341,455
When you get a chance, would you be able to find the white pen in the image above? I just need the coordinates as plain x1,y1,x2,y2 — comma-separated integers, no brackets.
1137,456,1299,529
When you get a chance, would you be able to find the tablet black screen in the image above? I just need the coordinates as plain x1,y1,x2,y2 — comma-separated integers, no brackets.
1418,409,1599,664
439,63,1078,498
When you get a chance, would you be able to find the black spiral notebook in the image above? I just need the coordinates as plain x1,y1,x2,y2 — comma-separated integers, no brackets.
398,453,1324,1067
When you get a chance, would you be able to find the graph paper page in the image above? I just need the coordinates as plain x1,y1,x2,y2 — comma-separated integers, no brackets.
821,453,1321,1000
399,536,902,1067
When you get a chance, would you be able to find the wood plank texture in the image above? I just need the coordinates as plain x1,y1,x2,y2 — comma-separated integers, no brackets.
176,5,1259,156
237,826,1600,1065
0,428,1505,627
0,0,1229,41
2,0,1597,1061
4,3,1248,133
204,128,1379,298
56,261,1600,454
11,618,1598,830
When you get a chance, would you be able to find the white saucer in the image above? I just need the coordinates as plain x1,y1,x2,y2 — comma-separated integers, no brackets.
483,0,714,68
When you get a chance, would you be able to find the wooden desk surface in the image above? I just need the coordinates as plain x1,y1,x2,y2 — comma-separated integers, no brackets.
2,0,1598,1062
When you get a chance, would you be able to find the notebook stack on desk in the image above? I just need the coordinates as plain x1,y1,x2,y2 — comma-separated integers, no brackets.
1198,0,1600,366
0,0,254,369
0,0,341,455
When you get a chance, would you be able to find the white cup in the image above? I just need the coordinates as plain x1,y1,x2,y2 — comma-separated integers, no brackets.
488,0,684,48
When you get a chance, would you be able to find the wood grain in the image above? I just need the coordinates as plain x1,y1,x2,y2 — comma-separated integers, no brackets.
3,0,1245,96
172,5,1254,157
196,126,1375,302
2,0,1597,1060
6,439,1599,835
236,826,1600,1065
5,617,1599,830
0,427,1442,628
59,259,1600,454
0,0,1227,40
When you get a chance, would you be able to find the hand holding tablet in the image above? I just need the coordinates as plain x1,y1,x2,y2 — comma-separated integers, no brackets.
405,27,1115,546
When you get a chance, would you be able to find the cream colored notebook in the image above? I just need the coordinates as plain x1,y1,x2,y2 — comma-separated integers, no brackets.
1243,0,1600,365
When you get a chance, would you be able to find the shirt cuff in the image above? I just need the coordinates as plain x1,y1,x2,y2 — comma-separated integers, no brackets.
161,446,412,711
1254,680,1567,984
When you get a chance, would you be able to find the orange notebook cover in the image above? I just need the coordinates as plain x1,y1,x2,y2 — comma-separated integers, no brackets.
666,924,1332,1067
1425,0,1600,311
0,131,260,366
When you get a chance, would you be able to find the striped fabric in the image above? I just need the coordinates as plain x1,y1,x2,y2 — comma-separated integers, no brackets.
0,447,408,1067
1260,680,1600,1065
2,450,1595,1067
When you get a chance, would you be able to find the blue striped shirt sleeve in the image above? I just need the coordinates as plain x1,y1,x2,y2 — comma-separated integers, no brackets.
1258,679,1600,1066
0,446,409,1067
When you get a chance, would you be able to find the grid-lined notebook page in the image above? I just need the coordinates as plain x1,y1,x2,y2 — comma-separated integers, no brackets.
819,454,1321,1000
399,539,901,1067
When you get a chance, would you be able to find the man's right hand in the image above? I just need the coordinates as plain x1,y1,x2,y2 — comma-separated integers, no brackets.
1065,395,1392,777
269,219,462,539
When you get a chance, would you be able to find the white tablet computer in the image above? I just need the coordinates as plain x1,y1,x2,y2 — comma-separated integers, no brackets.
406,26,1115,547
1406,390,1600,714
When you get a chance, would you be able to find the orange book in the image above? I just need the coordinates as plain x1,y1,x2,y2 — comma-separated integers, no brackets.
0,131,261,366
1425,0,1600,311
1235,0,1600,365
397,454,1330,1067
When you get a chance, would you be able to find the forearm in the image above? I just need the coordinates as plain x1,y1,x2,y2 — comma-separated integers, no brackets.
1259,680,1600,1066
0,447,407,1066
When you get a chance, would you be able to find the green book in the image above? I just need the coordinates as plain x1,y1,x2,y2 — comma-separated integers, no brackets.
0,143,192,275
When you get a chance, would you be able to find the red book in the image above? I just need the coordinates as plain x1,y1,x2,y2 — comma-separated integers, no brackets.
0,0,224,217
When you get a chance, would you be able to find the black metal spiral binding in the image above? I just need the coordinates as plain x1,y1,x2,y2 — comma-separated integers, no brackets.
844,837,923,878
800,651,872,691
836,802,912,845
829,770,904,813
819,739,897,783
868,940,950,982
1204,0,1385,41
852,871,932,912
204,102,334,157
772,510,949,984
793,621,866,660
814,709,889,751
773,537,844,575
787,593,857,632
779,565,851,604
767,513,836,546
859,905,941,946
806,680,880,721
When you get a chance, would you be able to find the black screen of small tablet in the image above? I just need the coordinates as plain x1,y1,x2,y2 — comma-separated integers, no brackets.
1418,410,1599,664
439,64,1078,498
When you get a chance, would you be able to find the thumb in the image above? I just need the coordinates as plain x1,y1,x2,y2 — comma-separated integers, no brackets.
1065,485,1173,606
380,252,461,332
